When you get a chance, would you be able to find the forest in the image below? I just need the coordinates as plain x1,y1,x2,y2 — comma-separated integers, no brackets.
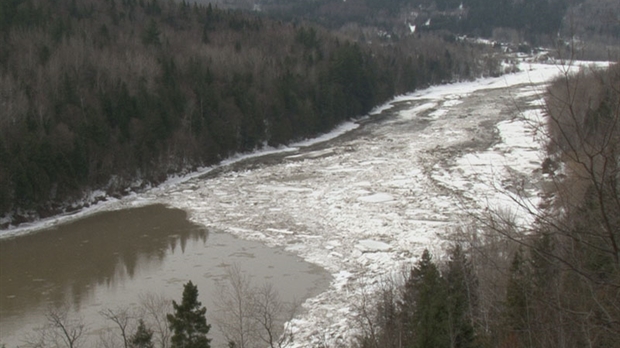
0,0,501,224
257,0,619,50
2,1,619,347
354,63,620,348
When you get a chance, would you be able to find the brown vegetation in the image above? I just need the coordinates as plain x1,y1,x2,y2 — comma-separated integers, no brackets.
354,63,620,348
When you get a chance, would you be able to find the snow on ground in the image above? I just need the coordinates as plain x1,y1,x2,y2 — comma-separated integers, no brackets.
2,61,606,347
146,62,581,346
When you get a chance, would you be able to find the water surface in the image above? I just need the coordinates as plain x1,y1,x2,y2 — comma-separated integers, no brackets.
0,204,330,346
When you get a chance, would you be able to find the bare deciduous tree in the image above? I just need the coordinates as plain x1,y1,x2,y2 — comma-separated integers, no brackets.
251,283,297,348
216,265,257,348
138,293,173,348
26,305,87,348
215,265,298,348
461,61,620,347
100,307,134,348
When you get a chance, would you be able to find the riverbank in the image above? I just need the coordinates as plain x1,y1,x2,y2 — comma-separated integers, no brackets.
146,62,583,346
0,204,331,347
2,60,606,347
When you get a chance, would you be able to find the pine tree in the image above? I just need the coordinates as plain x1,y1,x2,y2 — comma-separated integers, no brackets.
131,319,154,348
167,281,211,348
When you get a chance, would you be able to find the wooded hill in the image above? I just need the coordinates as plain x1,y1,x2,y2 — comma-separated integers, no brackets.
0,0,499,225
354,63,620,348
253,0,618,47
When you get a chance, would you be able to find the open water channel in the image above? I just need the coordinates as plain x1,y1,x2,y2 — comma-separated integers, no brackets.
1,62,568,347
0,204,331,347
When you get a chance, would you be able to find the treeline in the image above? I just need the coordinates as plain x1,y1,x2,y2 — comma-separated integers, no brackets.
460,0,571,39
355,247,480,348
261,0,579,42
561,0,620,44
0,0,499,224
0,0,498,223
355,64,620,348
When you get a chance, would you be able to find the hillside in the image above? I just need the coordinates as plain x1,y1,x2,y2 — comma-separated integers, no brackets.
0,0,500,226
218,0,618,48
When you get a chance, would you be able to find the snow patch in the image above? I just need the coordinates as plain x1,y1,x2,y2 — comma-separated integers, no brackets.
399,102,436,120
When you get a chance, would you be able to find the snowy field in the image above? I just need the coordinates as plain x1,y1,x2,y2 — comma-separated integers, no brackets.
2,61,608,347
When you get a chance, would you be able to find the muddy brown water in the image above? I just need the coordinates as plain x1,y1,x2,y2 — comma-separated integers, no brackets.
0,204,331,347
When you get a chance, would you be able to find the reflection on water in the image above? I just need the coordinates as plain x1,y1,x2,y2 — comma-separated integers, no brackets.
1,206,205,315
0,204,330,347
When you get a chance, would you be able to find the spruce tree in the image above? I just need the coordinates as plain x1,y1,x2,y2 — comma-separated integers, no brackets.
445,245,479,348
141,19,161,46
401,249,450,348
131,319,154,348
504,248,532,345
167,281,211,348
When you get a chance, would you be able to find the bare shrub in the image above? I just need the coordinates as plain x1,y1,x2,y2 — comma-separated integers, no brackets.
352,275,404,348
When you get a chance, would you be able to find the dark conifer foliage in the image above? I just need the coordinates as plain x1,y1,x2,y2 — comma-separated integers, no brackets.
0,0,495,224
167,281,211,348
372,63,619,348
358,248,481,348
261,0,578,42
444,245,478,348
131,319,155,348
405,249,450,348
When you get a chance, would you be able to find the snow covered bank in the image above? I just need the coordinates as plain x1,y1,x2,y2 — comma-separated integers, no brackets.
147,62,589,346
3,60,610,347
0,121,360,240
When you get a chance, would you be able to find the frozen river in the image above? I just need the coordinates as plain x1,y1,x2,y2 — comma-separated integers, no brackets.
139,62,568,347
1,62,590,347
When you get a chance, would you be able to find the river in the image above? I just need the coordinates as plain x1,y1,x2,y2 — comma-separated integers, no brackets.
1,62,574,347
0,204,330,347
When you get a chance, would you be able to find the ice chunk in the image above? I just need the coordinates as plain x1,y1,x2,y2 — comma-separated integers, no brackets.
356,240,392,252
357,193,394,203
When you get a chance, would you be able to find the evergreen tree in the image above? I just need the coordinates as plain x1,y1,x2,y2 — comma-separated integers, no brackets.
504,248,532,346
167,281,211,348
131,319,154,348
444,245,479,348
142,19,161,46
0,0,496,225
401,249,450,348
